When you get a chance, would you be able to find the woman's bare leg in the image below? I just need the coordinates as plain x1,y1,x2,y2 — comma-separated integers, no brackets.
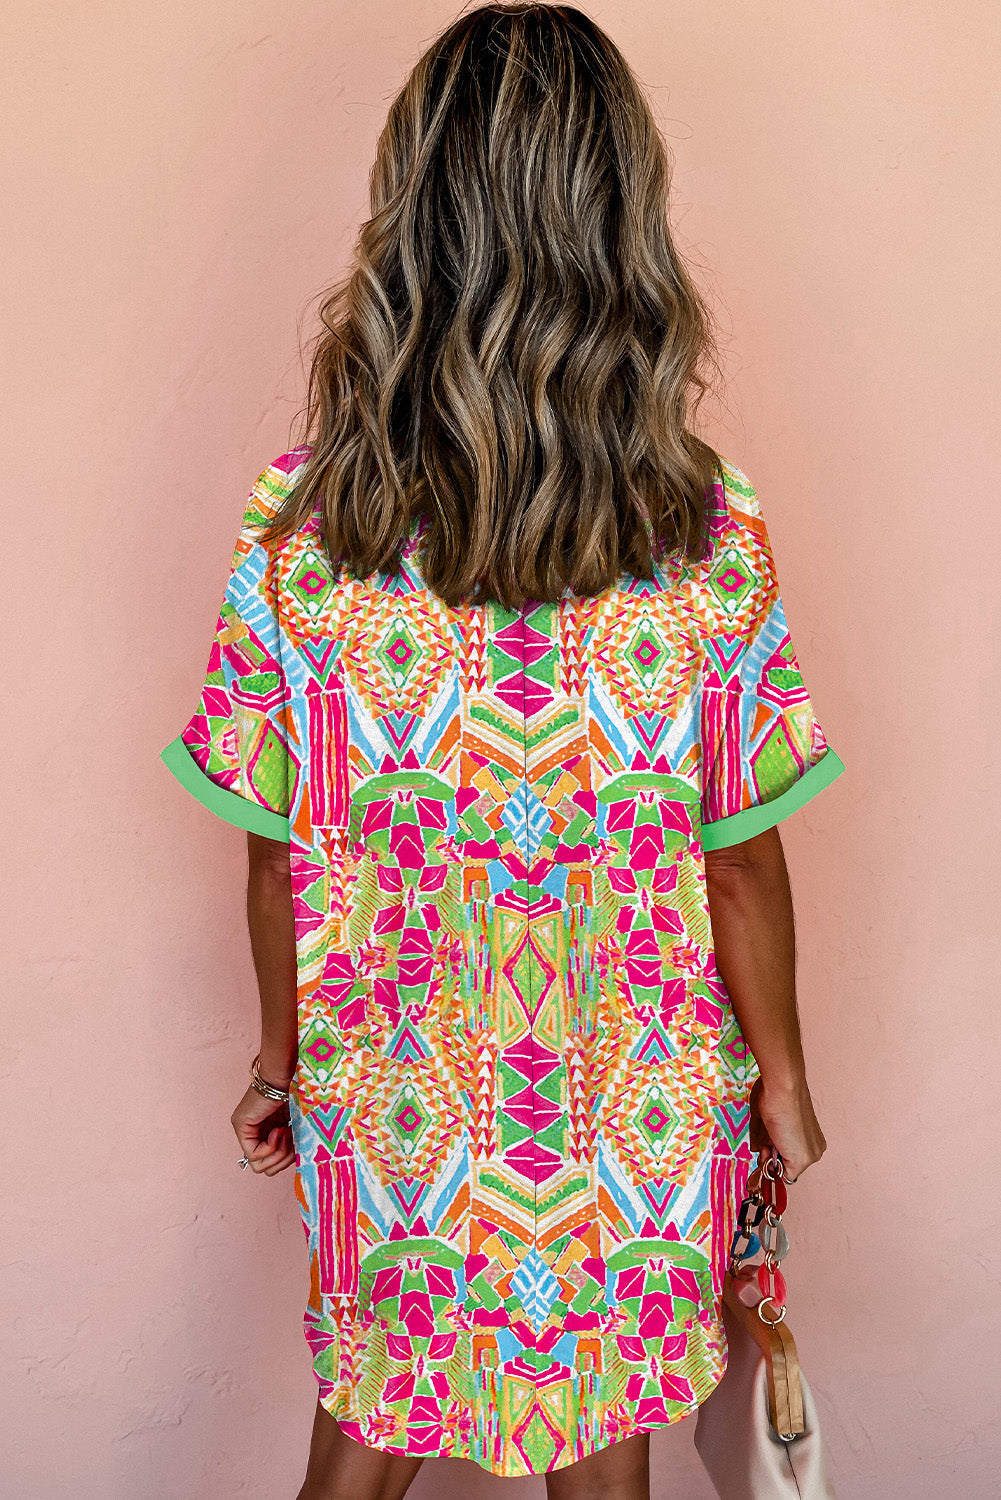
295,1401,425,1500
544,1431,651,1500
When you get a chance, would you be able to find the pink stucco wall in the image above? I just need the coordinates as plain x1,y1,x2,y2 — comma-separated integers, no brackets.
5,2,999,1494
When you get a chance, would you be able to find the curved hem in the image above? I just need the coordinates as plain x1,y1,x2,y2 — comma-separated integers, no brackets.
699,747,845,850
160,733,291,840
317,1336,729,1479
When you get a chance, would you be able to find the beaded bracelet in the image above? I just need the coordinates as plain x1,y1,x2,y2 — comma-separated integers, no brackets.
727,1147,792,1328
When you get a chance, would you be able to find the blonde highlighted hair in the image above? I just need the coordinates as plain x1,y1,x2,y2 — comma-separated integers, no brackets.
259,2,724,608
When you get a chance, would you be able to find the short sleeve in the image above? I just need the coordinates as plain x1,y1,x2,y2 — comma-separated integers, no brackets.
694,462,845,850
159,460,295,841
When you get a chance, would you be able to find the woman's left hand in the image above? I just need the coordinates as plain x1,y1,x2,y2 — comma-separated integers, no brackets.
231,1086,295,1176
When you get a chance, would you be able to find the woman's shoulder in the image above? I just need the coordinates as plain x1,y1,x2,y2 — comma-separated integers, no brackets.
245,445,315,526
708,452,786,574
713,452,764,528
655,451,760,585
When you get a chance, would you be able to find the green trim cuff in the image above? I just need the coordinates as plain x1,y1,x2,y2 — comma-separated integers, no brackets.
160,733,291,841
699,748,846,850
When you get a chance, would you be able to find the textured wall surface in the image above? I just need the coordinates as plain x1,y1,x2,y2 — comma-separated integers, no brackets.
3,2,999,1495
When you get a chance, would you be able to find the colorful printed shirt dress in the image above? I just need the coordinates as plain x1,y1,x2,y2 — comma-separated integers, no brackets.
160,447,845,1477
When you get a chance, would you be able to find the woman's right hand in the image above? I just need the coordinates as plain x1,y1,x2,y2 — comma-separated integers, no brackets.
748,1073,827,1182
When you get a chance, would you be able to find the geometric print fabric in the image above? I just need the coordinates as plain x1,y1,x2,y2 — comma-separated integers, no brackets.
161,447,844,1476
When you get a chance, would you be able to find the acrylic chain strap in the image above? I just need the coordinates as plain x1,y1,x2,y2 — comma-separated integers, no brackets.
728,1144,792,1327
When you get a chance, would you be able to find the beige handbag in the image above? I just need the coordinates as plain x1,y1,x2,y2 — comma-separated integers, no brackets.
694,1148,838,1499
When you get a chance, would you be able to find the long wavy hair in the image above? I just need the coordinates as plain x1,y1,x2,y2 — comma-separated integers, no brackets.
258,2,725,609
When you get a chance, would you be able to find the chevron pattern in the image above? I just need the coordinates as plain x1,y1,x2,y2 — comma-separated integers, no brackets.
171,447,837,1477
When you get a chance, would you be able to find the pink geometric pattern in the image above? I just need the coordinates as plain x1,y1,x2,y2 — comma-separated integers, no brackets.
164,447,840,1476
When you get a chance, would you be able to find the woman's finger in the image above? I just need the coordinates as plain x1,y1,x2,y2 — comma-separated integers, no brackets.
249,1127,293,1172
261,1129,296,1174
264,1149,295,1176
257,1149,291,1174
234,1120,263,1157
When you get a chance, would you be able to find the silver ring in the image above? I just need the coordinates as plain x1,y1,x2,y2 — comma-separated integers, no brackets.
237,1155,250,1169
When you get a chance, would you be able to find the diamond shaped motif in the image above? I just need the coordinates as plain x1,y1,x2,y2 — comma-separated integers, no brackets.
298,1015,346,1086
289,548,335,617
169,456,802,1478
387,1082,430,1154
635,1085,681,1153
627,621,670,684
378,614,423,685
708,545,757,614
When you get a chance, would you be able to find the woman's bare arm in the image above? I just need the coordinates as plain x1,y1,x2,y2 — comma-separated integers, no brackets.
228,832,298,1176
704,825,804,1088
704,824,827,1180
245,831,298,1087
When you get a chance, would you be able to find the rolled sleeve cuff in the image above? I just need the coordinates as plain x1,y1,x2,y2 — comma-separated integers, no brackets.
699,748,846,850
160,733,291,841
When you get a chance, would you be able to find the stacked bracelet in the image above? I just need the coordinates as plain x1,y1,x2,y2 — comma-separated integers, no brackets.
250,1052,291,1103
